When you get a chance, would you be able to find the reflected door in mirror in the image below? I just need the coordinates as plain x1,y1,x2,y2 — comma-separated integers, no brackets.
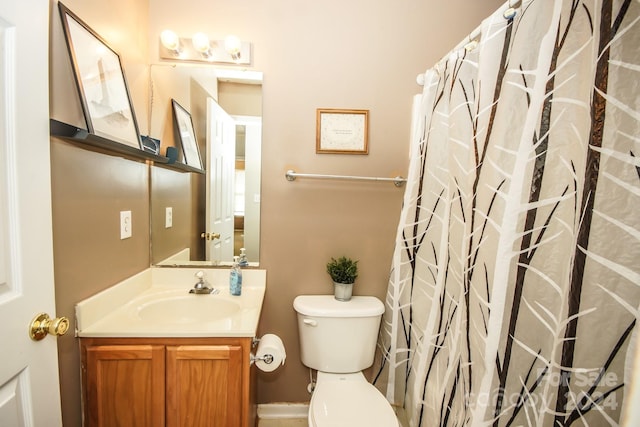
206,97,235,262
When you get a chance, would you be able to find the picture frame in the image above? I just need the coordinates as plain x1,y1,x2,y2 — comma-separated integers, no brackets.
171,99,203,170
58,3,142,149
316,109,369,154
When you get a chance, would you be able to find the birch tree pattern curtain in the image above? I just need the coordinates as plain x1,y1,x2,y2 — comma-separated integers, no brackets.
375,1,640,426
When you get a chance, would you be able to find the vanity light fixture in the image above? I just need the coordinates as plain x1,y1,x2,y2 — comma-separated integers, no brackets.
160,29,181,54
159,29,251,65
224,35,242,61
191,32,212,58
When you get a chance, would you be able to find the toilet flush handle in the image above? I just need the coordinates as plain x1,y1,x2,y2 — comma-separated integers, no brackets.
303,318,317,327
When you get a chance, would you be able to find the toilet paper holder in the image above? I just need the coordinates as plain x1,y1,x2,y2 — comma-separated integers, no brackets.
250,336,274,365
251,334,286,370
250,353,274,365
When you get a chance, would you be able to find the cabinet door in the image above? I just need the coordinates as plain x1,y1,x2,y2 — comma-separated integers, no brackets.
166,345,243,427
85,344,166,427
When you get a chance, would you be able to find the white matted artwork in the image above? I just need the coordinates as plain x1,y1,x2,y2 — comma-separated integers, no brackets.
171,99,203,170
59,3,141,149
316,109,369,154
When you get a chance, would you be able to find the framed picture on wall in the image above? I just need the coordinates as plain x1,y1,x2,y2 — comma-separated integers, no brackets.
171,99,203,170
316,109,369,154
58,3,142,149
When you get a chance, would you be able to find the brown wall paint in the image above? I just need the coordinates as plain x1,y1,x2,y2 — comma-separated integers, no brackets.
150,166,193,263
50,1,151,426
50,0,504,425
50,142,151,427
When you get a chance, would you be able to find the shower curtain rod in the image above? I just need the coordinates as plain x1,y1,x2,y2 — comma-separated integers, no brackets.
416,0,521,86
417,28,482,86
285,170,406,187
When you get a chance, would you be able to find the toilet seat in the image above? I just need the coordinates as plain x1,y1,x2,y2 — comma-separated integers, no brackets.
309,372,399,427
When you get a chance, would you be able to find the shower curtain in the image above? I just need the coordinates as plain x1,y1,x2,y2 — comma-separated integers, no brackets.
374,1,640,426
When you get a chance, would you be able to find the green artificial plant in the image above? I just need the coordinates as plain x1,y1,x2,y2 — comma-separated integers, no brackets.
326,256,359,284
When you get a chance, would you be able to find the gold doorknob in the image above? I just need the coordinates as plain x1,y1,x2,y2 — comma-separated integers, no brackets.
200,232,221,241
29,313,70,341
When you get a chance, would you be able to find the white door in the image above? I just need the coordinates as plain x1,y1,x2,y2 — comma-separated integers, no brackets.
233,116,261,263
0,1,64,426
205,98,235,262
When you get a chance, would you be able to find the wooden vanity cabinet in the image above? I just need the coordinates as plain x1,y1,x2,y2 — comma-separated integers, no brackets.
80,337,256,427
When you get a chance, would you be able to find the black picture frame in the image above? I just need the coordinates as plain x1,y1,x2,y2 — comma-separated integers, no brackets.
171,99,203,170
58,3,142,149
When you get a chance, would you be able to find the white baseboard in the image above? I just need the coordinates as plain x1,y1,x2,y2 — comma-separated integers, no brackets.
257,403,309,419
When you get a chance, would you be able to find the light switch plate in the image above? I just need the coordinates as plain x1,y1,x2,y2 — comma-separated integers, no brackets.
120,211,132,239
165,207,173,228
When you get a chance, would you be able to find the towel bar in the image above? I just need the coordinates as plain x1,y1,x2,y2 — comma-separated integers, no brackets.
285,170,406,187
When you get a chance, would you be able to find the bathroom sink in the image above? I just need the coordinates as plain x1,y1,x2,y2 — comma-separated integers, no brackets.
136,295,241,324
75,267,266,337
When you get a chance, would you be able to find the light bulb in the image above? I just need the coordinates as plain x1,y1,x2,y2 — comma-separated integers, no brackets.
224,35,242,60
160,30,180,51
192,32,211,54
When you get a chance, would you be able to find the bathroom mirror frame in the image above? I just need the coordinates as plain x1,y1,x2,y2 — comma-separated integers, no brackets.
149,65,262,267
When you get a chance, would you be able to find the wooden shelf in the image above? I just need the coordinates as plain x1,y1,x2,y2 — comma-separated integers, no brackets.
50,119,204,174
50,119,166,163
155,160,205,174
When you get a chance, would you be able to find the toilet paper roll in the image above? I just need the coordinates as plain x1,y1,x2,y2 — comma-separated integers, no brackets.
255,334,286,372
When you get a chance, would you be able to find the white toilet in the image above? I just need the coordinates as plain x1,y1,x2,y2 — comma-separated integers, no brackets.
294,295,399,427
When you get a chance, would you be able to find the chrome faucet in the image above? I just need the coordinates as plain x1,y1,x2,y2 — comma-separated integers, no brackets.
189,271,217,294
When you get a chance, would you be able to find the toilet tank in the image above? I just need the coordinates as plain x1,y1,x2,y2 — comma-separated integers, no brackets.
293,295,385,373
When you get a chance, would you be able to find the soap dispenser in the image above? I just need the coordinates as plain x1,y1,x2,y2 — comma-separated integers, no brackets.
238,248,249,267
229,256,243,296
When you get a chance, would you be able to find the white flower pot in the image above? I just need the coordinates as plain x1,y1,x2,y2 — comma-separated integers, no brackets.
333,282,354,301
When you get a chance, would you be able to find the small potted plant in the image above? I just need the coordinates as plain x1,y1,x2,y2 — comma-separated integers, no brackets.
326,256,358,301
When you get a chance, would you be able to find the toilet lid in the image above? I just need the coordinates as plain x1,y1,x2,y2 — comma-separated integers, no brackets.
310,379,398,427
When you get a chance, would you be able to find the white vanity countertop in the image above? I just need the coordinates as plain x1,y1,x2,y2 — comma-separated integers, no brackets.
75,267,266,338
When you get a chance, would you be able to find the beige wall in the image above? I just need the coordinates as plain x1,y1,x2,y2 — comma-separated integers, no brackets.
50,0,504,424
147,0,503,404
218,82,262,117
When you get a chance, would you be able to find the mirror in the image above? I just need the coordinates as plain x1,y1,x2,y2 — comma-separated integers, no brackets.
149,64,262,266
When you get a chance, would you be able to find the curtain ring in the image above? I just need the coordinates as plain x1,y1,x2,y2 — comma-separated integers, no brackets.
504,0,520,21
464,40,479,52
